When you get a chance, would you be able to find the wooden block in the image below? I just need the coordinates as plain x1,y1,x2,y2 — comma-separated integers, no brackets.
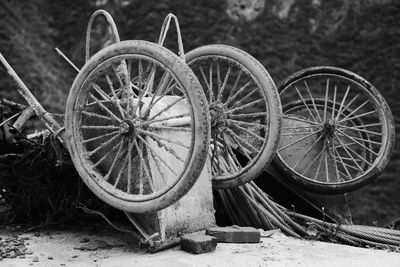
180,234,217,254
206,226,260,243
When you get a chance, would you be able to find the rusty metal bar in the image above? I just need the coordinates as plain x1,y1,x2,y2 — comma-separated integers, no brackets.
0,53,63,134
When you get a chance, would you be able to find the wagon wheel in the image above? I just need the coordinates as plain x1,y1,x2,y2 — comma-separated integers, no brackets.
186,45,282,189
65,40,210,213
276,66,395,194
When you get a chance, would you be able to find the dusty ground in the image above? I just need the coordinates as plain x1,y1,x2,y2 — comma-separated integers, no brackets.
0,227,399,267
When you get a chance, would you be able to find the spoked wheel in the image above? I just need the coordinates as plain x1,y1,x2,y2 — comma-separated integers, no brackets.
186,45,282,189
276,66,395,194
65,40,210,213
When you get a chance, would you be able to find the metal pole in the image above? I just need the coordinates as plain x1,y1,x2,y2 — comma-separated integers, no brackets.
0,52,62,133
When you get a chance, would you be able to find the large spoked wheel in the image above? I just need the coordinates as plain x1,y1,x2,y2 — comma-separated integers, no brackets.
186,45,282,189
276,66,395,194
65,40,210,213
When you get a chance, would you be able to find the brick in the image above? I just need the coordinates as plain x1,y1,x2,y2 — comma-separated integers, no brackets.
206,226,261,243
180,234,217,254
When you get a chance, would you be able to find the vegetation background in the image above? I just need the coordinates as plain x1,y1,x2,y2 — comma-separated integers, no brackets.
0,0,399,226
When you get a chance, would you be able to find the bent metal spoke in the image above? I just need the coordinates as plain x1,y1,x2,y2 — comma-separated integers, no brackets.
276,67,393,193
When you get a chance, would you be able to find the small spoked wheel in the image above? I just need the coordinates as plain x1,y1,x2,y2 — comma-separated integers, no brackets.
276,66,395,194
65,40,210,213
186,45,282,189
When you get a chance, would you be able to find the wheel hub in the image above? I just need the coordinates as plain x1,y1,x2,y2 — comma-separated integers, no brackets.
210,102,227,129
323,119,336,136
119,120,136,137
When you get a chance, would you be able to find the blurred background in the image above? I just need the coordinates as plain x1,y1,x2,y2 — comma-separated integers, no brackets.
0,0,399,226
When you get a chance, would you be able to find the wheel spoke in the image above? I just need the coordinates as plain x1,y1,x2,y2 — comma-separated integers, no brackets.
134,139,152,195
304,81,322,123
88,93,122,123
339,100,370,122
313,143,325,181
142,80,178,117
148,96,185,121
211,134,220,175
335,133,381,146
139,71,169,118
339,110,376,124
336,129,379,157
335,84,351,121
137,129,190,148
225,69,243,104
227,120,265,143
218,65,231,102
148,125,191,132
225,81,252,107
225,127,259,154
113,152,129,188
333,135,364,170
227,98,264,114
347,122,382,129
146,133,186,163
323,78,329,121
208,62,215,101
229,112,267,120
222,133,242,171
331,85,337,119
216,61,222,99
136,135,178,176
92,83,111,101
92,141,122,168
199,65,210,90
337,124,382,136
278,129,322,151
332,145,352,179
105,74,126,119
334,92,360,119
324,149,329,182
145,140,169,187
81,110,114,122
127,139,133,193
227,119,266,130
87,132,121,157
83,130,119,144
282,115,320,126
301,144,325,176
282,125,321,130
104,140,125,181
139,112,191,127
281,131,320,136
295,86,318,123
82,125,119,130
229,88,259,110
292,131,325,170
225,131,252,161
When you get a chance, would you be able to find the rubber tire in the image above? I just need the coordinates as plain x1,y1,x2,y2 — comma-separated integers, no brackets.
275,66,395,194
65,40,210,213
186,44,282,189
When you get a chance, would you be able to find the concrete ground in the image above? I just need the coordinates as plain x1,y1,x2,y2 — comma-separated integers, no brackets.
1,227,399,267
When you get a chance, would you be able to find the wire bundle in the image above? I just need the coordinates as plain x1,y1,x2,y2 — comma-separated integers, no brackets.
217,181,400,251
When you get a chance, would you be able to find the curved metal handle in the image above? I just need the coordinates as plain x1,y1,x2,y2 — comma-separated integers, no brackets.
85,9,121,62
158,13,185,60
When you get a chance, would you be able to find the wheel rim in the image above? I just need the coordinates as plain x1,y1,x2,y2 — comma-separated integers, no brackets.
278,70,390,189
187,54,271,185
70,54,197,202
